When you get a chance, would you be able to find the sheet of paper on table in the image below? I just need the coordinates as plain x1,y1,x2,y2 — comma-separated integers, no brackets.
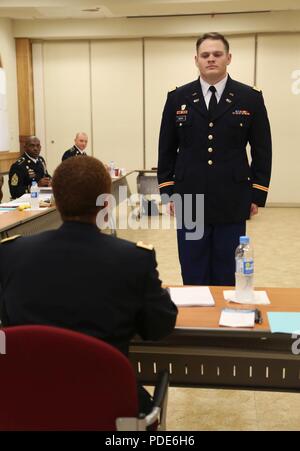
168,286,215,307
219,308,255,328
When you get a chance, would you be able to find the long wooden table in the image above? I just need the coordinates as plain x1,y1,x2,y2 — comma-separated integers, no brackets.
0,208,61,239
0,172,134,239
129,287,300,392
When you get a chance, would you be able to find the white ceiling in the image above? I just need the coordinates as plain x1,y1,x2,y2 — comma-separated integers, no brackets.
0,0,300,20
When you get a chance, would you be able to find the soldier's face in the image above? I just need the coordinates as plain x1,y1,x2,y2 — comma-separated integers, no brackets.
195,39,231,83
75,134,88,150
25,138,41,158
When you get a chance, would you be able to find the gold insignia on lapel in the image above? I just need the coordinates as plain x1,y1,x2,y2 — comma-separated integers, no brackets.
226,98,232,103
11,173,19,186
252,86,261,92
181,104,186,110
1,235,21,244
136,241,154,251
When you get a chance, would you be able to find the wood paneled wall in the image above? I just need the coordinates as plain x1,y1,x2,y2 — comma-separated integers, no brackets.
15,38,35,151
0,151,20,173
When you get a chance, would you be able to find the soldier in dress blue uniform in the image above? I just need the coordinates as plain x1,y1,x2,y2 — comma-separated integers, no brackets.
8,136,51,199
62,132,88,160
0,155,177,414
158,32,272,286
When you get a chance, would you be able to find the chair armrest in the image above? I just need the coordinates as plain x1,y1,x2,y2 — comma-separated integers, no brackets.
152,370,169,408
116,371,169,431
145,370,169,430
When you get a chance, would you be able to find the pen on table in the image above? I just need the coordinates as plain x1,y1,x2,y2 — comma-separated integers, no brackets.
255,309,263,324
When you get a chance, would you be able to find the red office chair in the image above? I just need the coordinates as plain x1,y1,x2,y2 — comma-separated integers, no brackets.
0,325,168,431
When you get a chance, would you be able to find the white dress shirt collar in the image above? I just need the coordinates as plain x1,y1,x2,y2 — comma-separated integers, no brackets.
25,152,38,164
200,74,228,103
74,145,85,154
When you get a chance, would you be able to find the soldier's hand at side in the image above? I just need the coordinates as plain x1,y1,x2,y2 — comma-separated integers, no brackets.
250,203,258,217
166,201,175,216
38,177,51,187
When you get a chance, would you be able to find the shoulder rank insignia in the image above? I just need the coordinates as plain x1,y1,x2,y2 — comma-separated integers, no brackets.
136,241,154,251
11,173,19,186
252,86,261,92
17,157,25,165
1,235,21,244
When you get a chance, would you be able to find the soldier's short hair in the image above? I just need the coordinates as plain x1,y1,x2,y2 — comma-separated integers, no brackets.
196,32,230,53
52,156,111,219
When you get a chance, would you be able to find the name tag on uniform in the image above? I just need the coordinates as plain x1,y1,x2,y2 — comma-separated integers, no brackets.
176,116,187,123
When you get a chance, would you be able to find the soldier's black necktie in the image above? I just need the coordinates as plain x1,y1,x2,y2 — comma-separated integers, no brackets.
208,85,217,117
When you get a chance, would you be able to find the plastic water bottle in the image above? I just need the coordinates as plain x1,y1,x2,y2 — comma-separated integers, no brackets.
108,161,115,177
30,180,40,209
235,236,254,301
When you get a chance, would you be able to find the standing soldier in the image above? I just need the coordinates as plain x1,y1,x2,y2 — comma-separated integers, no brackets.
158,32,272,286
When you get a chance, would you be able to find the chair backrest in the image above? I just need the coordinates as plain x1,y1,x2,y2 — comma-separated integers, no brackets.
0,325,138,431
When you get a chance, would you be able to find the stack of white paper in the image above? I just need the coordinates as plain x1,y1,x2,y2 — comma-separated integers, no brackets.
219,308,255,328
1,193,52,211
223,290,270,305
168,286,215,307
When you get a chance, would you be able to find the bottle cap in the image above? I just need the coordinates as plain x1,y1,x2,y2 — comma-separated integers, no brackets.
239,236,249,244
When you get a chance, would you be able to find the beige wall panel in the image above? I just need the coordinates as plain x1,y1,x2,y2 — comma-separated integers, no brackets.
257,34,300,204
43,41,91,174
145,38,196,169
145,36,255,169
228,35,255,85
91,40,143,171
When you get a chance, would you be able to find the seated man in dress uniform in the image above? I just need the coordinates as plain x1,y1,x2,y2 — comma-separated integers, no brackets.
0,155,178,414
62,132,88,161
8,136,51,199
